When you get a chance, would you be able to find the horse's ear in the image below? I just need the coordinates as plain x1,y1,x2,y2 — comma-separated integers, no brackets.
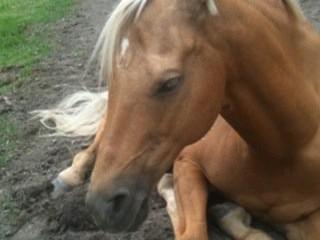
185,0,218,17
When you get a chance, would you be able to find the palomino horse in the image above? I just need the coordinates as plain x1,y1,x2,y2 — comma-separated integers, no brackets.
34,0,320,239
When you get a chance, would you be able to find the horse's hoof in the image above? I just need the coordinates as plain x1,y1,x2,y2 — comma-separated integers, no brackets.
157,173,174,195
51,177,73,198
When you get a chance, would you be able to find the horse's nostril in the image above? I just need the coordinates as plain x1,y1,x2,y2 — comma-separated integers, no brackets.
86,189,131,226
111,192,129,213
86,188,149,232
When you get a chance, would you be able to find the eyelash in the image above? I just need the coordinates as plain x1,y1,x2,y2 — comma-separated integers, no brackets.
154,76,183,96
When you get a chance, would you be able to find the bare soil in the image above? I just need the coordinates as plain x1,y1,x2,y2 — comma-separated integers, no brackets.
0,0,319,239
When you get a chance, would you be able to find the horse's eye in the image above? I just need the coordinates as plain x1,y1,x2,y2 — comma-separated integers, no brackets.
155,76,183,96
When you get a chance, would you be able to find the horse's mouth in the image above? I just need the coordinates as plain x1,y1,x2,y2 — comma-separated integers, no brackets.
126,197,149,232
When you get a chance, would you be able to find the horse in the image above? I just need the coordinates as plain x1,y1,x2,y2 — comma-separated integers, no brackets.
34,0,320,239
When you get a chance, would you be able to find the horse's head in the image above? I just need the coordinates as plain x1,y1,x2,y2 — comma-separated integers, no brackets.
87,0,227,232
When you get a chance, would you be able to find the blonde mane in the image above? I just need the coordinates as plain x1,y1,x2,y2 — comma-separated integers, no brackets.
32,0,304,137
32,0,149,137
93,0,149,84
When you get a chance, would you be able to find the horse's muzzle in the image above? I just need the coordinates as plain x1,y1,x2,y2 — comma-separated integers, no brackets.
86,186,149,233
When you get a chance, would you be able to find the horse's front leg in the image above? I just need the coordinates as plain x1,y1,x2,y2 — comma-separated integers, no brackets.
158,155,209,240
52,118,106,197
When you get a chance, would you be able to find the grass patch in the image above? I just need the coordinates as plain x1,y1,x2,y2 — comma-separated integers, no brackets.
0,192,19,224
0,116,18,167
0,0,76,166
0,191,19,238
0,0,75,92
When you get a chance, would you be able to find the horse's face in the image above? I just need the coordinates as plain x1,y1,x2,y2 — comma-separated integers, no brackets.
87,0,226,232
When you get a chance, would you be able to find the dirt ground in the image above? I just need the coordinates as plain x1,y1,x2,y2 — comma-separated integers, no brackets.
0,0,319,239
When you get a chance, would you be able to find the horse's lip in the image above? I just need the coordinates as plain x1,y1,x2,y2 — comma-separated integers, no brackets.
126,197,149,232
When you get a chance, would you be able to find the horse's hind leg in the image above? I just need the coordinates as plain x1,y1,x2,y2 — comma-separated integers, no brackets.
210,203,273,240
285,210,320,240
158,155,209,240
52,118,106,197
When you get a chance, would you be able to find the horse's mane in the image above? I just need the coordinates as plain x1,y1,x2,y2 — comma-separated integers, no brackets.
32,0,305,138
91,0,149,84
31,0,150,137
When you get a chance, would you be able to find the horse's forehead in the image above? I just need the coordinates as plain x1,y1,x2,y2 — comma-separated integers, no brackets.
149,0,180,13
120,25,193,74
139,0,187,29
132,12,193,53
117,0,211,77
122,30,191,71
117,38,183,85
119,41,180,79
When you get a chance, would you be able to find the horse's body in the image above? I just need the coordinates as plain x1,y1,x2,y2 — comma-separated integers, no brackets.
166,2,320,237
199,117,320,224
35,0,320,239
171,116,320,239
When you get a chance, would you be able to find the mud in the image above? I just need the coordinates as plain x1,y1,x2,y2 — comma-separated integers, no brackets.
0,0,319,239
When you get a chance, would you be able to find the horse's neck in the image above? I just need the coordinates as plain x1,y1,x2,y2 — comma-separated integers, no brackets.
213,2,320,159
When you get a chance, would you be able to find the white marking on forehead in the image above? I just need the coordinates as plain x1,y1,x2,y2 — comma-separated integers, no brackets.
120,38,130,58
207,0,219,15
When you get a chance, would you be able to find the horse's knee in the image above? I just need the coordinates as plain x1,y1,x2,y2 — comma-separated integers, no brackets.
59,151,94,183
173,149,201,178
51,149,96,198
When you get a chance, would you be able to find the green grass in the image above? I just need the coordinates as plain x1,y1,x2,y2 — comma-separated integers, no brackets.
0,0,75,91
0,191,19,238
0,192,18,224
0,116,18,167
0,0,75,165
0,0,76,230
